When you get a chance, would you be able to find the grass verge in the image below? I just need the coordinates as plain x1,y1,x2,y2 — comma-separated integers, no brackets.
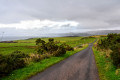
92,47,120,80
1,44,88,80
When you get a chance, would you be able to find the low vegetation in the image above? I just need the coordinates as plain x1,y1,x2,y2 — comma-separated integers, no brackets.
0,51,28,77
93,33,120,80
93,48,120,80
97,33,120,67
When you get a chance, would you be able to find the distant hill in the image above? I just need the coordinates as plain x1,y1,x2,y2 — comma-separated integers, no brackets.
59,30,120,37
59,32,91,37
86,30,120,35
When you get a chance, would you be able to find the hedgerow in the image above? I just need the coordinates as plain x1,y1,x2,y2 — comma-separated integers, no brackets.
97,33,120,67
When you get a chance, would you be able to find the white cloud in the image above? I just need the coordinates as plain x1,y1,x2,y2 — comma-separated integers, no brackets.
0,19,79,30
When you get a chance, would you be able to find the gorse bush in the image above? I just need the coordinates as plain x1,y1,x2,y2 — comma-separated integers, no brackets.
53,45,66,56
110,43,120,66
35,38,73,57
46,39,58,53
0,51,28,77
61,43,74,51
97,33,120,67
36,38,46,54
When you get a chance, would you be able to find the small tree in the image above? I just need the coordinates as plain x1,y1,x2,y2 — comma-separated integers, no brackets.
36,38,47,54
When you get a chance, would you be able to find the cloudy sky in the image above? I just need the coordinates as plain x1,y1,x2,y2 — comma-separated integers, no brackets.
0,0,120,36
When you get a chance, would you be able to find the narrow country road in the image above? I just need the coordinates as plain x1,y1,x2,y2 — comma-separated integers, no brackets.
29,43,99,80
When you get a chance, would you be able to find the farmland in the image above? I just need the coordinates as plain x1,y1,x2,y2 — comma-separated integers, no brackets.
0,36,96,80
0,37,96,55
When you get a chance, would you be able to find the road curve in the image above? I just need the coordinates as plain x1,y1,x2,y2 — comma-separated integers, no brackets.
28,43,99,80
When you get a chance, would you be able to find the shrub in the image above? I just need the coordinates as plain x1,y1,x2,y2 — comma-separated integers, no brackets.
61,44,74,51
0,51,28,77
45,41,58,53
53,45,66,57
0,54,4,63
48,38,54,42
110,51,120,67
0,54,6,76
110,44,120,67
97,33,120,67
36,38,45,45
35,38,73,57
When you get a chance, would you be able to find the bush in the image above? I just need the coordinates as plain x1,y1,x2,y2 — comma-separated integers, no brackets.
110,51,120,67
35,38,74,57
97,33,120,67
61,44,74,51
0,54,4,63
53,45,66,56
0,51,28,77
45,41,58,53
110,44,120,67
0,54,6,76
48,38,54,42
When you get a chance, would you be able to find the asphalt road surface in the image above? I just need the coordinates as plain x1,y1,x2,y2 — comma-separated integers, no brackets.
29,43,99,80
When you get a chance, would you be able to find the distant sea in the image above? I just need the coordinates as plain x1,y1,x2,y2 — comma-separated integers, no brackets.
0,36,38,41
0,35,62,41
0,33,80,41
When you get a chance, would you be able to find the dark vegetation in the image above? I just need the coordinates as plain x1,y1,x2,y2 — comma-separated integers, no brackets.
0,38,73,78
36,38,73,57
97,33,120,67
0,51,28,77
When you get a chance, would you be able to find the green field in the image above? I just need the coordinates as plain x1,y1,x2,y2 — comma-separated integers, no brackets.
0,37,95,55
0,36,96,80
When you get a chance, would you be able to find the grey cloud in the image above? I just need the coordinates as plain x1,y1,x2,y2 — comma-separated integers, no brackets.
0,0,120,29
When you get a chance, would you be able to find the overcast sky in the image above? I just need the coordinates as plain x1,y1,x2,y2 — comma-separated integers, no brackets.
0,0,120,36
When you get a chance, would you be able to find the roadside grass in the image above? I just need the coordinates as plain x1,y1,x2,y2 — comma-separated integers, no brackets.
93,47,120,80
1,45,88,80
